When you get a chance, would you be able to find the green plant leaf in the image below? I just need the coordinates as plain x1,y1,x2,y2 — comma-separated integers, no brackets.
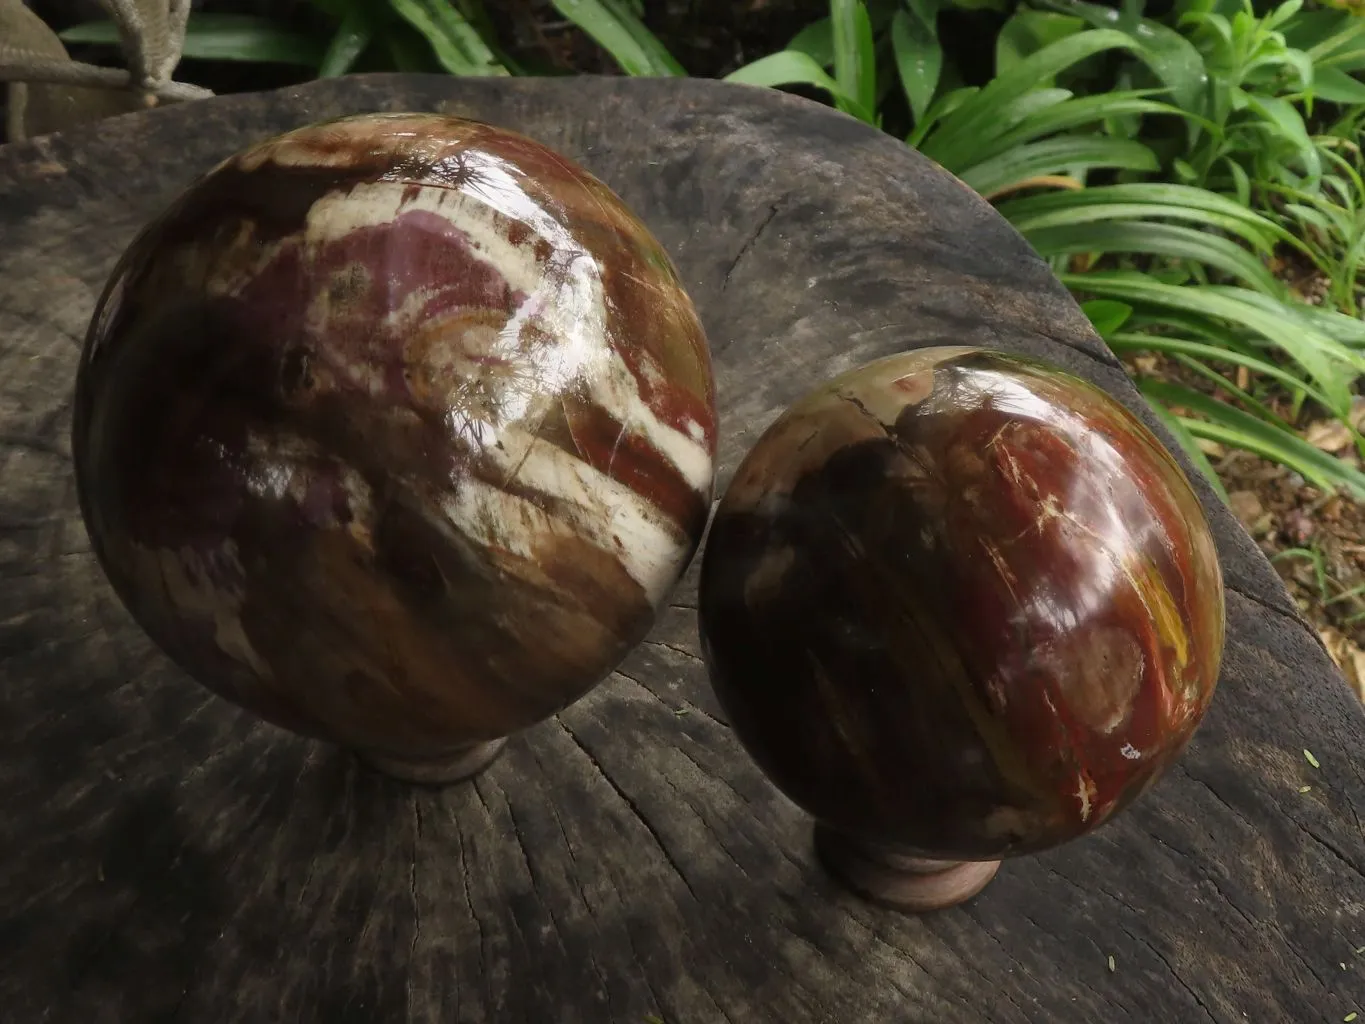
60,13,326,66
1241,91,1321,181
996,181,1291,249
995,11,1085,76
966,93,1203,169
1027,220,1282,291
906,84,980,146
787,17,833,66
1081,299,1133,337
724,51,874,121
1125,307,1262,353
1244,47,1314,93
1209,286,1365,348
1061,271,1359,414
1225,155,1252,205
830,0,877,117
1038,0,1210,113
1171,351,1290,426
1284,201,1337,233
1265,0,1305,34
1181,9,1234,56
1321,44,1365,75
1145,399,1231,501
549,0,683,76
1140,380,1365,496
1006,200,1280,251
318,7,372,77
390,0,507,75
1108,332,1334,408
383,24,439,71
919,29,1142,167
1310,66,1365,104
891,3,943,124
1284,8,1365,62
959,135,1159,197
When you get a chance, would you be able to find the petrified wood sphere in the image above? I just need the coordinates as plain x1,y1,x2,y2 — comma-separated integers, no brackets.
73,113,717,783
698,347,1224,910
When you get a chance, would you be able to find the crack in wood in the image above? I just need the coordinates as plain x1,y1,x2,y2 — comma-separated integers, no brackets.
407,794,422,1020
450,799,488,1019
526,741,614,1015
641,638,701,663
611,667,728,730
1120,926,1221,1024
1295,821,1365,880
555,719,701,905
721,198,786,293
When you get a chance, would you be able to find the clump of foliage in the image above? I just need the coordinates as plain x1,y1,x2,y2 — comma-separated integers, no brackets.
52,0,1365,496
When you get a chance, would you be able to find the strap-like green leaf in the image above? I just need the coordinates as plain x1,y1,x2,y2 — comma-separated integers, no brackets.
389,0,507,76
965,93,1199,170
1063,271,1360,414
725,51,874,122
548,0,683,77
1206,286,1365,348
1108,332,1332,409
920,29,1140,168
891,3,943,125
831,0,876,119
1038,0,1210,113
318,9,372,78
959,135,1159,196
60,14,325,67
996,182,1292,249
1144,399,1231,502
1310,66,1365,104
1024,221,1282,292
1141,380,1365,497
1241,91,1321,183
1005,200,1281,252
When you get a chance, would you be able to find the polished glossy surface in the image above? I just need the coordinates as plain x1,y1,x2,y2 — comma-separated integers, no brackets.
73,113,716,770
699,347,1224,860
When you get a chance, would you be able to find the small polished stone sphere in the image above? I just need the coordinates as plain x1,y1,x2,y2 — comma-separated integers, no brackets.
74,113,716,782
699,347,1224,893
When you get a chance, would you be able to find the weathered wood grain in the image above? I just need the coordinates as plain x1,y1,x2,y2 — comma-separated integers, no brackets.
0,74,1361,1024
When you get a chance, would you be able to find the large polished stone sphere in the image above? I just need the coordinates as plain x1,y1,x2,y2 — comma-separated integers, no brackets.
73,113,717,783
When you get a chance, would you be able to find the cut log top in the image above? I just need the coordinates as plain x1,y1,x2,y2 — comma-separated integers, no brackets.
0,74,1361,1024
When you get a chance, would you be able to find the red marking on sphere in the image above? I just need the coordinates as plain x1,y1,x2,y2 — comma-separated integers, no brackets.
609,336,717,449
562,398,708,537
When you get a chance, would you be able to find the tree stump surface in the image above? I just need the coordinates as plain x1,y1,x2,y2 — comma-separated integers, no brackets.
0,74,1361,1024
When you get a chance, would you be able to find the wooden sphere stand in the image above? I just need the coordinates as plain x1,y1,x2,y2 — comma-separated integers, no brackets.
1,74,1361,1023
360,740,508,786
813,825,1001,913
